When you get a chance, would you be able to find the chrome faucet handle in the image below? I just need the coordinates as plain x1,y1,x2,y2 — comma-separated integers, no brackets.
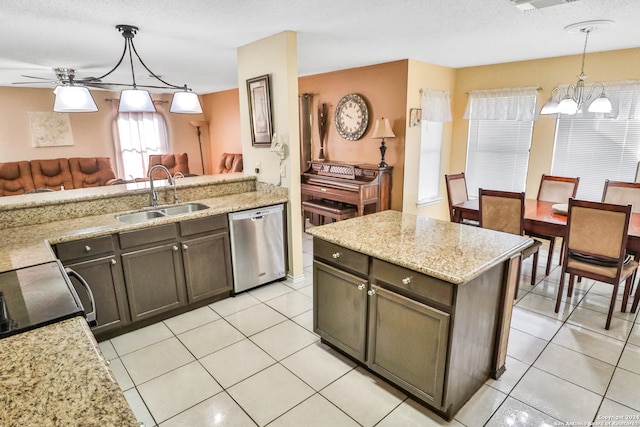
173,172,185,179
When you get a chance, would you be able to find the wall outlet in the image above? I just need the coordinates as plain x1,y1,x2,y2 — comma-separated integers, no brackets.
255,162,261,174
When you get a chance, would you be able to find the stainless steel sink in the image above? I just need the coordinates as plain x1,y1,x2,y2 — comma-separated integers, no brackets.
115,210,166,223
115,203,209,223
159,203,209,216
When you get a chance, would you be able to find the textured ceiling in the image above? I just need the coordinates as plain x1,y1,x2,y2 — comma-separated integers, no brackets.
1,0,639,94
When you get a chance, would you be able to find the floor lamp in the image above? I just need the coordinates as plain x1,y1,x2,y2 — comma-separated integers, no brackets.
189,121,208,174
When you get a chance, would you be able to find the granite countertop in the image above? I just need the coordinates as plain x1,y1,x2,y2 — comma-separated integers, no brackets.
307,210,532,284
0,317,139,426
0,189,287,273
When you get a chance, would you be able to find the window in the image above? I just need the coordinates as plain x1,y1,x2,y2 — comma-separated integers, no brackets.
464,88,538,198
417,121,444,204
551,82,640,201
417,89,451,205
551,118,640,201
115,112,168,179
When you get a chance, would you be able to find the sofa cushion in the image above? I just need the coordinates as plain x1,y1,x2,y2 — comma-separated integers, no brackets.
0,161,36,196
148,153,190,178
215,153,243,174
30,158,74,191
69,157,117,188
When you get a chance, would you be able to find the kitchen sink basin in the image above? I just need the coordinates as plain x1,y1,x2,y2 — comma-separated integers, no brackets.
115,203,209,223
115,210,166,223
159,203,209,216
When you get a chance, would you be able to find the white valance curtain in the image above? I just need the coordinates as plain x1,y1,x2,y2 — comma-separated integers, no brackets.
421,89,452,122
464,87,539,121
558,80,640,120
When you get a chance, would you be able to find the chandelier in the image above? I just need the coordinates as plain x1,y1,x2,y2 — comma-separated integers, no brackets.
540,20,614,116
54,25,202,114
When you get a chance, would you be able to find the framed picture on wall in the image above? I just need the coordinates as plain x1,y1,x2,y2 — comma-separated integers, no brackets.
247,74,273,146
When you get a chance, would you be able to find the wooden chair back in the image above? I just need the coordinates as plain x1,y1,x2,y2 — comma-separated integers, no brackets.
445,172,469,221
537,174,579,204
602,180,640,213
479,189,525,236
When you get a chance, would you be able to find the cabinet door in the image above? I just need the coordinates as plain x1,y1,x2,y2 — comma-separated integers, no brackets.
313,261,368,362
121,243,186,321
182,231,233,302
367,285,449,409
66,255,129,334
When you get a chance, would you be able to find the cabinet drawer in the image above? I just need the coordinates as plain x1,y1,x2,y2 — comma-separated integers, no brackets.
56,235,114,261
371,259,453,307
314,239,368,276
180,215,227,236
119,224,177,249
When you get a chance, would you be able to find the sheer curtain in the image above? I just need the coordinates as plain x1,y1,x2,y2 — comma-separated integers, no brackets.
115,112,169,180
464,87,539,121
418,89,451,204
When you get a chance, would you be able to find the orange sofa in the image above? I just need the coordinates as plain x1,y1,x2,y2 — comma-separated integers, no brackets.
0,157,117,196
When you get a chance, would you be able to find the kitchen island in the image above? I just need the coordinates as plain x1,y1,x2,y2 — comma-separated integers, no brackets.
307,210,532,420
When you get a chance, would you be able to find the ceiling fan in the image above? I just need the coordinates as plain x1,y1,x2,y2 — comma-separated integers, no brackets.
12,67,104,88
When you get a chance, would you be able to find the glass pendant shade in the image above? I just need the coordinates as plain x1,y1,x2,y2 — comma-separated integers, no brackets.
587,93,613,113
540,98,560,115
170,91,203,114
53,85,98,112
119,89,156,113
558,96,578,115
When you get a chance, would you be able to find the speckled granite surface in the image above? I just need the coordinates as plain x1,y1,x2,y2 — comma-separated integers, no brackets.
307,210,532,285
0,317,139,426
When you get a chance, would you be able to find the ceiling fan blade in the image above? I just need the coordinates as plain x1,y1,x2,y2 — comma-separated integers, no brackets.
12,80,56,85
19,74,55,81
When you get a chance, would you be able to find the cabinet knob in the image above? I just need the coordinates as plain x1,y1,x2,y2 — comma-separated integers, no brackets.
84,245,91,252
358,284,365,291
332,252,341,259
172,245,179,251
402,277,411,285
182,244,189,250
367,289,376,296
111,259,116,265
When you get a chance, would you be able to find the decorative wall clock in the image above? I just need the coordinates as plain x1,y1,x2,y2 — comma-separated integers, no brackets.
334,93,369,141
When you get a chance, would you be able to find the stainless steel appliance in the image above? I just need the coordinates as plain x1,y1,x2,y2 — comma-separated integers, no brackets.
228,204,286,293
0,261,94,338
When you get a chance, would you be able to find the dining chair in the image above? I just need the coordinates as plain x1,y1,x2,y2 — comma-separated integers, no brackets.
602,179,640,213
445,172,478,225
479,189,542,296
532,174,580,275
553,199,638,330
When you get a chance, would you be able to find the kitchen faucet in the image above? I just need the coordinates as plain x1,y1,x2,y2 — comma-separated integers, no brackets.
148,165,174,207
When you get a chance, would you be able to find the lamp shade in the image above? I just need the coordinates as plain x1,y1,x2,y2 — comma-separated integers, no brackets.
587,93,613,113
558,96,578,115
371,118,395,139
119,89,156,113
53,85,98,112
171,91,203,114
540,98,560,115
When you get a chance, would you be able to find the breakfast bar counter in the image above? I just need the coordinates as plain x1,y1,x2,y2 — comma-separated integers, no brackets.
308,210,532,419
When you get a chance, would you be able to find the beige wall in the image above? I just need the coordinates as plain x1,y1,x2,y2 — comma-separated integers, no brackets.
298,61,408,212
403,59,457,220
451,47,640,199
201,88,241,173
0,86,207,177
237,31,304,280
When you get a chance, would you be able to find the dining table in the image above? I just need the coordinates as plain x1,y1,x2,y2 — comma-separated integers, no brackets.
452,198,640,255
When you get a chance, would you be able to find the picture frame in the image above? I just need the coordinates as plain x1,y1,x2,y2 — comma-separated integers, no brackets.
409,108,422,127
247,74,273,146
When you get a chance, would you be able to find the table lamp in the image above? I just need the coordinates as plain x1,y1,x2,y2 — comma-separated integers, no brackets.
372,118,395,168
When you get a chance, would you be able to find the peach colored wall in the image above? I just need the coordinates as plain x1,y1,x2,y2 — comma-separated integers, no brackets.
0,86,206,177
201,88,242,173
452,47,640,198
298,60,408,211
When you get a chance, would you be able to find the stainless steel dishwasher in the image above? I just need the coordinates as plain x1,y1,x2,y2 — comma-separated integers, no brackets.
228,204,286,293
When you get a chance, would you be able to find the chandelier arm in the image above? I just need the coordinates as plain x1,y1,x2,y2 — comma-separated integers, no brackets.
129,41,186,90
126,38,138,88
92,40,129,82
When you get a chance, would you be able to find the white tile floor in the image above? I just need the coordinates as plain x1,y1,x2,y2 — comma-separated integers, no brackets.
98,233,640,426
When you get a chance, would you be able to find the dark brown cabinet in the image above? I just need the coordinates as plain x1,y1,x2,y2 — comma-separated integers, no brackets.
55,236,130,335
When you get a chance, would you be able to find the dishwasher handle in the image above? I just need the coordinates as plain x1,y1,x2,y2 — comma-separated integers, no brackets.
65,268,97,327
250,214,267,221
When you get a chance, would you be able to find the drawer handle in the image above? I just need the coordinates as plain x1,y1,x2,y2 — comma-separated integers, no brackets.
182,244,189,250
367,289,376,296
111,259,116,265
85,245,91,252
402,277,411,285
358,284,365,291
332,252,341,259
172,245,179,251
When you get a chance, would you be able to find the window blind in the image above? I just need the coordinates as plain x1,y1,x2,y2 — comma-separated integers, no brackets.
551,117,640,201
